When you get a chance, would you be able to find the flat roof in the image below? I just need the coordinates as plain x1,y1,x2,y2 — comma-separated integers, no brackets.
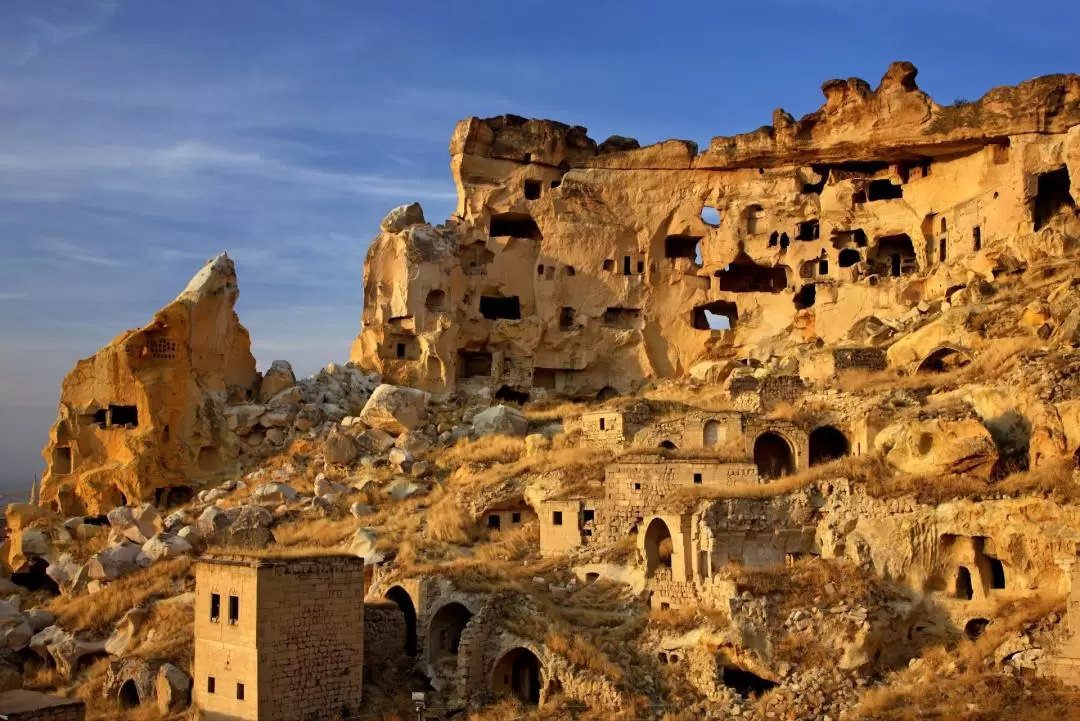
0,689,83,715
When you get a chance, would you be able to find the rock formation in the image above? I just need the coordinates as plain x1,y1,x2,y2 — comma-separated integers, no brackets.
38,254,259,515
352,62,1080,398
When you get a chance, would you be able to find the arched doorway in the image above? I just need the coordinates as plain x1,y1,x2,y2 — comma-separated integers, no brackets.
492,647,542,706
643,518,674,578
917,346,971,373
703,420,722,447
956,567,974,600
118,679,140,708
753,432,795,479
808,426,849,466
385,586,417,656
659,440,678,450
596,386,618,401
964,618,990,640
428,602,473,663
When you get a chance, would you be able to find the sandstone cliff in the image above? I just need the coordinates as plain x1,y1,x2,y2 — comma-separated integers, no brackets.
38,254,259,515
352,62,1080,398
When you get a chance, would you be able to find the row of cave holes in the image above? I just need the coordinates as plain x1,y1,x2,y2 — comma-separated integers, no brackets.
383,589,543,705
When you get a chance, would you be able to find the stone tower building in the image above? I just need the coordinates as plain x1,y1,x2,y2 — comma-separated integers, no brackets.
193,554,365,721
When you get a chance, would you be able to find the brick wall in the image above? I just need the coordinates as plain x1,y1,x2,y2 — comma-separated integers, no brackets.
480,507,537,532
364,601,406,680
576,410,626,450
538,500,584,556
194,560,260,720
0,691,85,721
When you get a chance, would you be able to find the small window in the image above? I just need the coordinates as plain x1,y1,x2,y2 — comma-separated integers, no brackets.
940,217,947,233
603,259,614,272
552,511,563,526
582,509,595,523
236,683,245,700
524,180,541,200
938,238,947,263
818,259,828,275
637,260,645,274
634,482,641,490
599,418,606,430
228,595,239,625
210,593,220,623
396,343,405,359
693,473,702,484
511,512,521,523
550,179,561,189
973,226,982,251
622,256,631,275
207,677,216,694
564,265,576,276
487,514,501,529
537,264,544,275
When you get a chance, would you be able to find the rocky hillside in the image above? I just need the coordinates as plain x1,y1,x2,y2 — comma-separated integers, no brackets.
3,62,1080,721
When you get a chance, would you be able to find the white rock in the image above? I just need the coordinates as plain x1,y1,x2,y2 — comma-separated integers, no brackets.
358,384,430,435
349,528,385,564
350,503,373,518
141,533,194,562
87,543,143,581
253,483,298,504
260,360,297,401
18,530,50,557
156,662,192,714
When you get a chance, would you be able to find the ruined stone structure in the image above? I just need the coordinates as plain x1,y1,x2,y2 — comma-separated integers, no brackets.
0,691,85,721
353,63,1080,398
193,554,365,721
39,254,259,516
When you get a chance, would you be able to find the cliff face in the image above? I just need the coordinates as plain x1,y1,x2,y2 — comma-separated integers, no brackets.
352,62,1080,397
39,254,259,515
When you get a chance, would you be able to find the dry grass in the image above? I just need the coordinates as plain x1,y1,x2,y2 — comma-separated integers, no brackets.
473,522,540,563
648,605,729,634
47,557,192,635
438,434,527,467
268,516,358,548
839,335,1042,396
641,382,734,412
730,557,877,618
997,459,1080,503
852,595,1077,721
133,595,194,662
522,399,592,423
545,629,624,681
620,443,746,462
426,490,479,544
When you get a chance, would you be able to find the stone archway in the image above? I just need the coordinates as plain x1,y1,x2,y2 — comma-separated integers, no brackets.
917,345,971,373
808,426,849,466
428,602,473,663
385,586,418,656
118,679,140,708
753,432,795,479
703,420,723,447
492,647,543,706
643,518,674,578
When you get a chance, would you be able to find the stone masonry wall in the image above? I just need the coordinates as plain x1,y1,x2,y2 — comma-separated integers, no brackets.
605,459,760,507
256,555,365,721
364,601,407,681
0,691,85,721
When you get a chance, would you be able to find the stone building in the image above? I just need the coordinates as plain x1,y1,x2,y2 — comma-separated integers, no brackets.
0,691,84,721
353,62,1080,399
193,554,365,721
1051,554,1080,686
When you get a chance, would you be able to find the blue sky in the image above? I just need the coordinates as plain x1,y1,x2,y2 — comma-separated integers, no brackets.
1,0,1078,495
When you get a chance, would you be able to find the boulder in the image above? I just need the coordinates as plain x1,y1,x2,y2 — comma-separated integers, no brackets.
45,554,87,596
261,408,296,428
324,428,359,465
195,506,232,542
525,433,551,455
105,606,149,656
141,533,194,562
355,428,396,455
156,662,192,714
162,511,188,533
875,418,999,478
253,483,298,504
394,430,431,455
87,543,143,581
410,460,432,478
177,525,202,546
350,503,373,519
223,404,267,436
349,528,385,564
358,385,430,435
313,475,346,497
107,504,162,544
388,448,413,473
219,505,273,549
294,405,326,432
30,626,107,677
385,477,424,501
18,530,50,557
23,609,56,633
473,404,529,437
268,385,303,406
380,202,426,233
260,360,297,401
0,601,32,651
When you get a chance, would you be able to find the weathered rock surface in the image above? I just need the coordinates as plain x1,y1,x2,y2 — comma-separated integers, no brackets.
358,385,429,435
473,404,529,437
39,253,259,515
875,418,999,478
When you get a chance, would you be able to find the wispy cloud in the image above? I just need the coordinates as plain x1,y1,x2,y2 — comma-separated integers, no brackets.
0,292,25,301
5,0,120,65
39,238,127,267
